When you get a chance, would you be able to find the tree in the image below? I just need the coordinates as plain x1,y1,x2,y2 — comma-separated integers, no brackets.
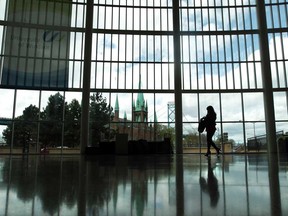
183,131,199,147
64,99,81,147
41,92,67,121
2,105,40,148
39,92,68,147
156,124,175,144
2,92,115,148
89,93,114,146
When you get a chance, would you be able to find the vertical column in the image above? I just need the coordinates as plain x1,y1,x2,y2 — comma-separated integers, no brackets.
176,155,184,215
256,1,277,153
267,153,282,215
80,0,94,154
78,157,87,215
173,0,183,154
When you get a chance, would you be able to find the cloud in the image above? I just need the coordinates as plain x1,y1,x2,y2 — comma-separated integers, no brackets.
269,34,288,64
181,32,287,142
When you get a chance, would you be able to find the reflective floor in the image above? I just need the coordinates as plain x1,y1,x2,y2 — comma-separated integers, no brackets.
0,154,287,216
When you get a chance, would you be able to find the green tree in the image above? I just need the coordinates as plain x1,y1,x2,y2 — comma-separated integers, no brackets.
156,124,175,145
89,93,114,146
39,92,68,147
2,105,39,149
2,92,115,148
183,131,199,147
64,99,81,147
41,92,67,121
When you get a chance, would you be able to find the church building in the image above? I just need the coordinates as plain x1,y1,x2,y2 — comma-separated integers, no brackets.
111,81,158,142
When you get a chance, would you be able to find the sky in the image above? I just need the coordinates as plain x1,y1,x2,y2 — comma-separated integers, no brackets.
0,0,287,144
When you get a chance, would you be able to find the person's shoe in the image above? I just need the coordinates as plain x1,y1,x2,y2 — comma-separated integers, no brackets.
204,152,211,157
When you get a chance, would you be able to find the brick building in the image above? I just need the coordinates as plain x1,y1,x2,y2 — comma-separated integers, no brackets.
111,81,158,141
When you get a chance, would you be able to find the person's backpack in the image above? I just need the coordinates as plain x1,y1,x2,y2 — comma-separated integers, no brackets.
198,117,206,133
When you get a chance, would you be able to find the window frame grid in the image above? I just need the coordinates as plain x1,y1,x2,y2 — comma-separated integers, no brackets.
0,0,288,154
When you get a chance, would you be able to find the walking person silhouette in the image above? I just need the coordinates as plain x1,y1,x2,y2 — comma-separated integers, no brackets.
203,106,221,157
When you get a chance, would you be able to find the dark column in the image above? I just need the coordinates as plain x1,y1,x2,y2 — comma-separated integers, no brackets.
256,1,277,153
176,155,184,216
78,156,87,215
173,0,183,154
268,153,282,216
80,0,94,154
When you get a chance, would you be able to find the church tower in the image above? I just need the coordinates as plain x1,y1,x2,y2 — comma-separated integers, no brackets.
113,75,154,141
114,94,119,121
133,77,148,124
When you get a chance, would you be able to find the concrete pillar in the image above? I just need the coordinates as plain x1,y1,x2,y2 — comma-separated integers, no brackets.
256,1,277,153
80,0,93,154
173,0,183,154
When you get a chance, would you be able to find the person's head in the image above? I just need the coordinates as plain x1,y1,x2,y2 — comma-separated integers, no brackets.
206,105,215,114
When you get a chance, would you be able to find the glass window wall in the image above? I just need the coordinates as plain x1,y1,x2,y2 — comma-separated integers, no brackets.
0,0,287,154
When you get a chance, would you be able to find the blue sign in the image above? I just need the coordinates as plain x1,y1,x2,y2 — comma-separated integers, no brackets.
0,0,72,89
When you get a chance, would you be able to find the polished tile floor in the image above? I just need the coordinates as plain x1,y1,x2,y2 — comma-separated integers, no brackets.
0,153,287,216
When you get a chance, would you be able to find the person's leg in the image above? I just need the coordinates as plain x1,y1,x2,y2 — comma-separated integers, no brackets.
210,140,218,151
205,132,213,156
211,141,221,155
207,130,220,155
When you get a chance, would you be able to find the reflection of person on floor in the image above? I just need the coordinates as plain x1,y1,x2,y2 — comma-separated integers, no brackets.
199,157,219,208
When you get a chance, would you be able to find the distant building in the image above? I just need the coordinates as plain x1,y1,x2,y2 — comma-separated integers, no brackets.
247,131,284,151
111,80,159,141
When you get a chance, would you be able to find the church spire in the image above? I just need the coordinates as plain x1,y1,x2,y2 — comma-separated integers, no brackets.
115,94,119,111
136,75,145,111
114,94,119,120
